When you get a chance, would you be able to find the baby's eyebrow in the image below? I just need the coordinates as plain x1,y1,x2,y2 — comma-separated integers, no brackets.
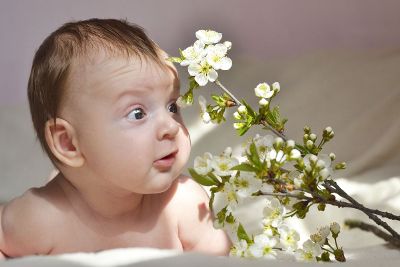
114,87,151,103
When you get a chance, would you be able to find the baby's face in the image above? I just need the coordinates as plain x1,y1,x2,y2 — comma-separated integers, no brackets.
61,53,191,194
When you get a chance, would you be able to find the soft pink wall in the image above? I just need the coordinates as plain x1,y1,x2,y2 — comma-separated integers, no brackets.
1,0,400,104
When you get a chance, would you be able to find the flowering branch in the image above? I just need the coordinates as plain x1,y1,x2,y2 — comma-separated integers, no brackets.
169,29,400,262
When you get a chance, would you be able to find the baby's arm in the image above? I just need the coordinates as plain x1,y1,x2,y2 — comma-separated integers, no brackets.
0,191,54,257
174,177,231,255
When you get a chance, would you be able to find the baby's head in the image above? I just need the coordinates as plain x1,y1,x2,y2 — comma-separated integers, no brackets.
28,18,191,193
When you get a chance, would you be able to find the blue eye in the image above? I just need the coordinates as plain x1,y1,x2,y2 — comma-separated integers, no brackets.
127,107,146,120
168,102,179,114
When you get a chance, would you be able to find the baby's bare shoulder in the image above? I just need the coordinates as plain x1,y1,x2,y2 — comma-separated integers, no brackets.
1,184,63,256
165,175,231,255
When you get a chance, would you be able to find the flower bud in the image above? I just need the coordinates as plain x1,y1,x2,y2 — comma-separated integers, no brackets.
325,126,333,134
309,154,318,164
201,112,211,123
304,126,311,134
316,159,325,169
238,105,247,114
335,162,346,170
233,122,244,129
233,111,241,120
319,168,330,180
318,226,330,239
330,222,340,235
223,41,232,50
309,133,317,141
223,147,233,156
290,149,301,159
272,82,280,92
306,140,314,149
259,98,269,106
274,137,284,149
286,140,295,148
329,152,336,161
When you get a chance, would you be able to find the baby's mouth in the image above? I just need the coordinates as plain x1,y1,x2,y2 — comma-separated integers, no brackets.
154,150,178,170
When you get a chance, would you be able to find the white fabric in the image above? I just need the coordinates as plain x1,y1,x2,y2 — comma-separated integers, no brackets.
1,245,400,266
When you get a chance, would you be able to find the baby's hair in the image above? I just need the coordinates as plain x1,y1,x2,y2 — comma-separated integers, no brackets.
27,18,163,163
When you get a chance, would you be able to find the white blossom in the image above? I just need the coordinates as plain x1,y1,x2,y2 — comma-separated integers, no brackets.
213,183,239,213
255,82,274,99
295,240,321,262
180,40,206,66
193,152,213,175
230,239,250,258
196,29,222,44
263,198,286,227
211,155,239,176
231,171,262,198
249,234,278,259
206,43,232,70
279,225,300,251
188,59,218,86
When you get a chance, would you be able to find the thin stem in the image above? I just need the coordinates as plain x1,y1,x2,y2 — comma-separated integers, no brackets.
214,80,287,140
214,80,241,105
260,120,287,141
322,247,335,254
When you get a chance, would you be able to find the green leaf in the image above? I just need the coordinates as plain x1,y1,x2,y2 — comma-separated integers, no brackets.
248,142,262,168
230,163,259,172
188,168,218,186
237,223,252,243
179,48,184,58
237,124,250,136
207,172,222,185
189,76,200,91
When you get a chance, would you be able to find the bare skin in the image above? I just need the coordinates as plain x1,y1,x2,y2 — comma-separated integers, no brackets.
0,174,229,258
0,52,231,258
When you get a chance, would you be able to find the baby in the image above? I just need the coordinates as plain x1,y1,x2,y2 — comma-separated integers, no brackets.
0,18,231,258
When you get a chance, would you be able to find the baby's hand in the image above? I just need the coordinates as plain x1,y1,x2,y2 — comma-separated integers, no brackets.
0,251,5,260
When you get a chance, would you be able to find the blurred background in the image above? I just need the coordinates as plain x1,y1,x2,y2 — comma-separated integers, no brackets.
1,0,400,248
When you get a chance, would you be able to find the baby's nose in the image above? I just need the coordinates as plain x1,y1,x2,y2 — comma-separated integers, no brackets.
157,114,180,140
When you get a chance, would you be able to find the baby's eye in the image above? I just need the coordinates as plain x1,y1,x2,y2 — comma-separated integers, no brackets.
127,107,146,120
168,102,179,114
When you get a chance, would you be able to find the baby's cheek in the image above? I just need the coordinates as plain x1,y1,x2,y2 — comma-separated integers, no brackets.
179,133,191,165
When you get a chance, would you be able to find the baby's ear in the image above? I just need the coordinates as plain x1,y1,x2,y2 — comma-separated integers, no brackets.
44,118,84,167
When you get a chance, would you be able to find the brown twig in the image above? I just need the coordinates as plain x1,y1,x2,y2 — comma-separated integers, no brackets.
344,219,400,248
323,180,400,220
323,180,400,240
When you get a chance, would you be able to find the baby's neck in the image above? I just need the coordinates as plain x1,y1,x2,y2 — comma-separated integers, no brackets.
54,173,146,221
